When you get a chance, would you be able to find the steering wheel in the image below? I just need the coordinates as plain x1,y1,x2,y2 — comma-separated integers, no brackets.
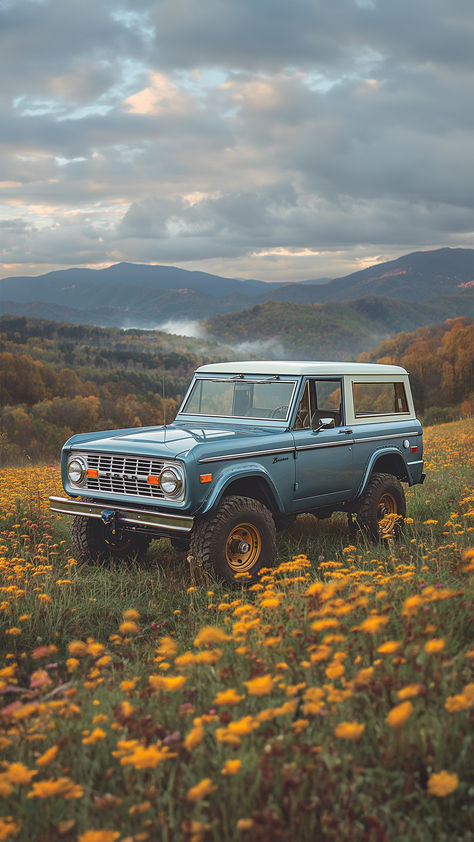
271,405,288,418
294,409,309,429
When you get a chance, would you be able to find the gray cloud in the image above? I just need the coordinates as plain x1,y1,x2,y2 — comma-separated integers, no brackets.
0,0,472,280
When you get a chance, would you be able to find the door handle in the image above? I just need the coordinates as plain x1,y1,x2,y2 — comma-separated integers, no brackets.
339,429,353,434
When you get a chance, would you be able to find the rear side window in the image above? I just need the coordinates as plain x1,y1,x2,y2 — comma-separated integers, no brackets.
352,381,409,417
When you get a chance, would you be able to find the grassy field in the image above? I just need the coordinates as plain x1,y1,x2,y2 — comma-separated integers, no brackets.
0,419,473,842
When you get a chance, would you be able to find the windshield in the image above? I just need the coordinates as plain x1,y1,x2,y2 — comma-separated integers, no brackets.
181,378,297,420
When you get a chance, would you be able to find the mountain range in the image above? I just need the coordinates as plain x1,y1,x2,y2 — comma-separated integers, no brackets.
0,247,473,356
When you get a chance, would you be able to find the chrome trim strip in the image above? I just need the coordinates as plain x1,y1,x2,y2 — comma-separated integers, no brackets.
198,430,421,462
407,459,424,466
49,496,194,533
296,439,354,452
198,446,295,464
354,431,419,444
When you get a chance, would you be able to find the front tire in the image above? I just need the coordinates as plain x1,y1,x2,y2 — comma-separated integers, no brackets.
189,495,276,584
356,472,406,542
71,516,151,564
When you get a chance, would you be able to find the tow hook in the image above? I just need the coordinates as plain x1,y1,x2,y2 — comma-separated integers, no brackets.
101,509,117,534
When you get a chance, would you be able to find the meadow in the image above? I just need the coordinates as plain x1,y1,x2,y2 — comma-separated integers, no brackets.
0,419,472,842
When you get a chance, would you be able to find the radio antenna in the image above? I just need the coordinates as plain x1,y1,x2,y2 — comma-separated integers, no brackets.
162,374,167,428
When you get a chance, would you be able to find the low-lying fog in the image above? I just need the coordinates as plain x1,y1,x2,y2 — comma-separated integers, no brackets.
157,319,286,359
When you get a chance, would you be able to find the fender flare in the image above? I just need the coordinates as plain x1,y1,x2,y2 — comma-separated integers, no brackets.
200,462,285,516
356,447,411,499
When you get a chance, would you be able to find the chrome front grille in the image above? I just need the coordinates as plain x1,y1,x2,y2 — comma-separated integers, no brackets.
85,453,166,499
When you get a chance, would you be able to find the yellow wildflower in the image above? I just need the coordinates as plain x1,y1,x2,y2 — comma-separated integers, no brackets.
27,777,83,799
119,620,138,635
193,626,231,647
358,615,389,634
3,763,37,785
213,688,244,706
67,640,88,658
386,701,413,727
184,725,204,751
156,636,178,659
236,818,254,831
377,640,401,654
227,716,258,736
334,721,365,740
244,674,274,696
325,661,344,680
0,818,21,840
186,777,215,802
120,745,173,769
221,759,241,775
397,684,423,700
78,832,120,842
427,770,459,797
424,639,445,654
36,746,59,767
149,674,187,692
82,729,106,745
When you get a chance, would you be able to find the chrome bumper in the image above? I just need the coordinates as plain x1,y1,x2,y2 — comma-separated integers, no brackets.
49,496,194,534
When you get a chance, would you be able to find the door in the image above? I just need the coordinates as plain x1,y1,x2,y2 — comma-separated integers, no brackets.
291,378,353,509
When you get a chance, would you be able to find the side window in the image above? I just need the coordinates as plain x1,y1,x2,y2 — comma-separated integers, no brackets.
313,380,343,427
294,381,311,429
352,381,409,417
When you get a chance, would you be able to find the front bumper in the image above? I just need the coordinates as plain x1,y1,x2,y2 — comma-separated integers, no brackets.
49,496,194,534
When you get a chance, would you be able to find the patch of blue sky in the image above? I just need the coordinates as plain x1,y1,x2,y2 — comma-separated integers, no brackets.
111,8,155,42
175,68,229,98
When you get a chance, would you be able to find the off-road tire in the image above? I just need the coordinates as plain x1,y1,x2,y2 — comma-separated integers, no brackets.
273,513,297,532
356,472,406,542
170,536,190,553
71,515,151,564
189,495,276,585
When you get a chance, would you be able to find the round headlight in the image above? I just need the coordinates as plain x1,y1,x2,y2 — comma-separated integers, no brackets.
68,456,86,486
159,467,182,496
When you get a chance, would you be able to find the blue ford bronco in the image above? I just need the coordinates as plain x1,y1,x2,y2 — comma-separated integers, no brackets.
50,361,425,582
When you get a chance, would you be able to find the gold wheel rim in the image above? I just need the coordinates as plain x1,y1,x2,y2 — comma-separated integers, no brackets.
225,522,262,572
377,492,399,536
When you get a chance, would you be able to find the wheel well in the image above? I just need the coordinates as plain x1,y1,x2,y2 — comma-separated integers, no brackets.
220,477,279,516
372,453,408,482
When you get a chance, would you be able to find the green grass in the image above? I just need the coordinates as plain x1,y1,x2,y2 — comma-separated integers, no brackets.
0,419,473,842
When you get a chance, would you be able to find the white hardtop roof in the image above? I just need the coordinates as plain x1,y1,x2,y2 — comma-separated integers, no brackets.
195,360,408,376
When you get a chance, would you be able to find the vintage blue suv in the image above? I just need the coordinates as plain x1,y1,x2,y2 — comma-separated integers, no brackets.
50,361,425,582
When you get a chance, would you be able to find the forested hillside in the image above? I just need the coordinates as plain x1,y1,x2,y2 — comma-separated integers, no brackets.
204,294,474,359
359,317,473,422
0,316,234,463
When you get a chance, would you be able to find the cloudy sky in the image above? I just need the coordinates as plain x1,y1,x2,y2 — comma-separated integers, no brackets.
1,0,473,283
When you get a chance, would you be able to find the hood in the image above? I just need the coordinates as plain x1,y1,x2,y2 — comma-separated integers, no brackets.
67,420,284,460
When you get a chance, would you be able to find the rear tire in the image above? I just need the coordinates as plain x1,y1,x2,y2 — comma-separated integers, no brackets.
189,495,276,584
71,516,150,564
356,472,406,542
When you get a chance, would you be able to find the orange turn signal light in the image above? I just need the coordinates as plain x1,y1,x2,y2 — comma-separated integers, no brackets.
147,475,160,485
87,468,98,478
200,473,213,484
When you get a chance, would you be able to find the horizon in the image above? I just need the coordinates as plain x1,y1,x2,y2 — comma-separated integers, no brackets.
1,244,470,286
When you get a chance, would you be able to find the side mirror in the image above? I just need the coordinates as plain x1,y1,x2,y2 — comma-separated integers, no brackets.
313,417,335,431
